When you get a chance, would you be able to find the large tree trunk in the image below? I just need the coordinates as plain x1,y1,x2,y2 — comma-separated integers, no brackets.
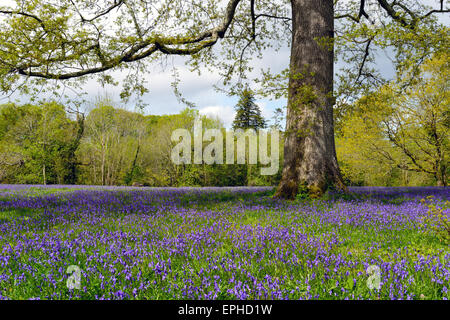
275,0,346,199
42,163,47,185
436,172,447,187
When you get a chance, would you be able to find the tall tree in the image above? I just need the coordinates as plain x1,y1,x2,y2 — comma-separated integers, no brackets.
274,1,343,198
62,111,85,184
0,102,77,184
232,88,267,130
0,0,447,197
339,52,449,187
232,88,267,186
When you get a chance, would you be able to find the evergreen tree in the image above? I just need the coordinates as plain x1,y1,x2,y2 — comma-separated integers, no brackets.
232,89,266,131
232,88,267,186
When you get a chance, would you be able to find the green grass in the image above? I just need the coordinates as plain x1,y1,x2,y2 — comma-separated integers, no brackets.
0,187,448,300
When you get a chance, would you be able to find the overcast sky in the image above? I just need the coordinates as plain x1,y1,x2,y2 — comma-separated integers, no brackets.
1,0,448,128
56,37,393,128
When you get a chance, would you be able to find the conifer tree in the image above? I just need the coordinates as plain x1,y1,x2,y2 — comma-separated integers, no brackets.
232,88,266,131
232,88,266,185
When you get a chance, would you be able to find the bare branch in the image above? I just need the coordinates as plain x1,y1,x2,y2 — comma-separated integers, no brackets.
358,0,370,20
0,9,48,32
376,0,411,28
255,13,291,21
355,37,373,85
421,0,448,19
76,0,125,23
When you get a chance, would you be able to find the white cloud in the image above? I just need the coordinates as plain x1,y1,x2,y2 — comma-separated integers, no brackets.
199,105,236,128
198,101,278,129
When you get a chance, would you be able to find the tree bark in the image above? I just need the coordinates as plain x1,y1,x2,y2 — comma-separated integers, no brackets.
126,144,140,185
275,0,346,199
42,163,46,185
436,171,447,187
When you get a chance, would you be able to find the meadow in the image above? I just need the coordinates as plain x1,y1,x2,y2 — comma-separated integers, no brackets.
0,185,448,300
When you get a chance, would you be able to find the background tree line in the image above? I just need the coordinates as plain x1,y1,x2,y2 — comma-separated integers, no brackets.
0,91,282,187
0,0,448,196
0,53,450,186
0,52,447,188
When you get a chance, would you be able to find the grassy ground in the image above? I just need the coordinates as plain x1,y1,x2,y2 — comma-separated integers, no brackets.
0,186,448,300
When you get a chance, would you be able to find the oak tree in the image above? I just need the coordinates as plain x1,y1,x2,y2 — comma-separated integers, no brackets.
0,0,448,197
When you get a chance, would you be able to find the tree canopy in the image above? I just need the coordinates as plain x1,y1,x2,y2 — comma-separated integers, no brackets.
0,0,447,101
0,0,448,197
338,52,449,186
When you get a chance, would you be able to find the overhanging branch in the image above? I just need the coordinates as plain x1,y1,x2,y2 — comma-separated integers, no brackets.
10,0,243,80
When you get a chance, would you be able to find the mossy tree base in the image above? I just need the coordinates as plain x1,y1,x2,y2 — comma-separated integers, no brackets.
274,0,346,200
